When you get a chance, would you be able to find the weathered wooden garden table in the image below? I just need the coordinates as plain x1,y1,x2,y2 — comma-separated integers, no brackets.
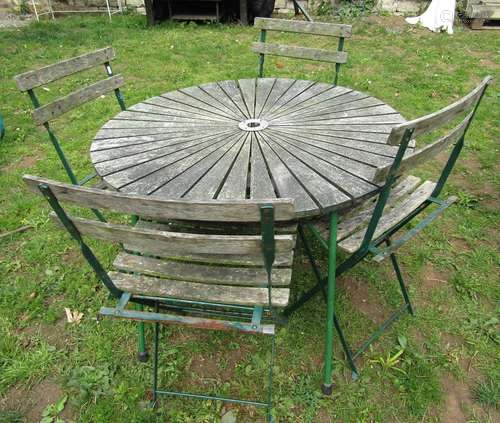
91,77,406,392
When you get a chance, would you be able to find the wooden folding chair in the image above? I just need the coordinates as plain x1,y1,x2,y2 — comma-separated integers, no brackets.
23,175,296,421
285,76,493,377
14,47,126,222
252,18,352,85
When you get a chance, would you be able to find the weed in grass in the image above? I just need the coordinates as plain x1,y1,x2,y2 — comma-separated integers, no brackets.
472,377,500,409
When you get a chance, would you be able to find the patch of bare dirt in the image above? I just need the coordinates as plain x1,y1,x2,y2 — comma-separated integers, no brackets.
19,317,70,351
1,152,44,173
338,276,388,325
440,372,474,423
365,14,407,31
1,379,74,422
421,264,449,292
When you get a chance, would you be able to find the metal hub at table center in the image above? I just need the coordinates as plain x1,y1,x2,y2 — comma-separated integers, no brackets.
238,118,269,132
91,78,408,218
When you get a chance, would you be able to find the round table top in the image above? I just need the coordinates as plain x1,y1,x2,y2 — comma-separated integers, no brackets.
91,78,408,219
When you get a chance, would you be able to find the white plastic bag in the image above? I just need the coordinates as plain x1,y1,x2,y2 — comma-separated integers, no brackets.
405,0,456,34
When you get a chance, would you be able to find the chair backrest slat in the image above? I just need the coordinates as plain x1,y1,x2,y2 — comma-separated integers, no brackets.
50,213,295,257
386,76,492,145
251,42,348,64
32,75,125,125
374,111,472,183
254,18,352,38
374,76,492,183
14,47,116,92
253,17,351,84
23,175,296,222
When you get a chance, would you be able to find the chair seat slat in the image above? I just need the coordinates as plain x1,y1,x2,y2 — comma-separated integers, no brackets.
338,180,437,253
314,175,422,241
110,271,290,307
113,252,292,286
252,42,348,64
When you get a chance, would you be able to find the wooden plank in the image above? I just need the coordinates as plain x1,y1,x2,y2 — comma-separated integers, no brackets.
237,78,257,118
338,180,436,253
113,252,292,286
254,17,352,37
386,76,492,145
257,78,297,117
249,133,276,200
32,76,124,125
113,136,236,193
314,175,422,241
255,78,276,118
468,3,500,19
23,175,296,222
183,135,248,199
263,79,317,117
50,213,295,256
217,80,252,119
258,132,352,212
251,42,348,64
374,113,471,183
217,134,252,199
268,133,377,199
14,47,115,92
110,272,290,307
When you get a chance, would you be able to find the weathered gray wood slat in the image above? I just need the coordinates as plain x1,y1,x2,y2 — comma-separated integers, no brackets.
23,175,296,222
197,83,249,119
237,79,257,117
110,272,290,307
252,42,348,64
90,129,233,163
217,80,251,119
32,75,124,125
102,116,219,129
269,129,392,168
147,95,239,121
314,175,422,241
264,79,317,118
113,252,292,286
152,137,244,197
269,88,362,120
278,128,391,144
254,17,352,38
94,135,229,177
116,108,232,123
115,137,235,193
268,133,376,199
257,78,296,117
255,78,276,118
93,126,228,140
386,76,492,145
269,130,377,179
338,180,436,253
374,113,471,183
271,123,395,134
259,132,352,211
266,82,337,118
279,105,401,122
249,133,276,200
131,101,237,121
180,85,246,119
255,134,318,215
14,46,115,91
278,114,405,126
183,136,247,199
270,127,404,157
49,213,295,255
217,134,252,199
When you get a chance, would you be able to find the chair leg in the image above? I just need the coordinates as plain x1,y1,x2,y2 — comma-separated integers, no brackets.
137,304,148,362
386,239,414,316
151,320,159,406
267,335,276,423
333,315,359,379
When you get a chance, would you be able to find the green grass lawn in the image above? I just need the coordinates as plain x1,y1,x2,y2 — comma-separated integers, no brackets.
0,13,499,423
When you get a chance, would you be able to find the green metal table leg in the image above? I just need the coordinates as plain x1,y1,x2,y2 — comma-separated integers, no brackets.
137,304,148,362
322,212,337,395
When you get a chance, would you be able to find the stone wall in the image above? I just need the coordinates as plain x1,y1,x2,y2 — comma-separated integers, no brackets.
376,0,430,14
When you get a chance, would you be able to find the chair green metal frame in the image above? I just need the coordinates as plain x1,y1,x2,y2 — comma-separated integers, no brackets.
0,113,5,140
14,47,126,207
252,18,352,86
284,76,492,388
26,176,293,422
